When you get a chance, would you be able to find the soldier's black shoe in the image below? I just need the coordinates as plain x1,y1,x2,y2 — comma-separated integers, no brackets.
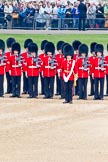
16,95,21,98
22,92,27,94
69,101,73,104
43,96,49,99
88,94,94,96
63,101,69,104
10,95,16,98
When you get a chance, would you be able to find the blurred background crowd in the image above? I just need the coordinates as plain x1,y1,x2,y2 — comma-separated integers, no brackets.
0,0,107,29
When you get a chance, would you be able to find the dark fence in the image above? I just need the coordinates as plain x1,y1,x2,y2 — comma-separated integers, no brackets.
0,13,108,30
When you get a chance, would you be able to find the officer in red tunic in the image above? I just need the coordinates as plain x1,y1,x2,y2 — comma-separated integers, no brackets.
5,37,16,94
39,40,48,95
0,40,6,97
105,44,108,96
77,44,90,100
72,40,81,95
93,44,105,100
9,42,22,98
55,40,64,96
62,44,76,104
27,43,41,98
42,42,57,99
22,38,33,94
88,42,97,96
58,42,68,99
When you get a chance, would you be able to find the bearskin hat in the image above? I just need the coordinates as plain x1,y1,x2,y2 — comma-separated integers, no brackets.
45,42,55,55
0,39,5,52
56,41,65,51
95,44,104,55
63,44,74,58
72,40,81,51
41,40,48,50
28,42,38,55
79,44,88,56
12,42,21,54
24,39,33,49
61,42,69,54
6,37,16,48
90,42,97,53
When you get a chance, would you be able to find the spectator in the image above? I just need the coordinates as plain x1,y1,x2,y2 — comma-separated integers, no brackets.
44,2,52,29
78,0,87,31
64,3,73,29
71,2,79,28
96,3,104,28
4,2,13,29
0,0,4,27
58,4,66,29
87,3,96,28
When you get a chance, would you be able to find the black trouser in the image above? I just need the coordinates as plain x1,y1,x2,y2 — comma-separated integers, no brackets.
94,78,104,99
90,75,95,95
78,78,88,99
28,76,38,97
44,76,55,98
6,72,12,93
12,76,21,96
60,78,65,98
56,73,61,95
79,17,86,30
40,73,44,95
64,80,74,102
0,75,4,96
106,75,108,95
23,72,28,93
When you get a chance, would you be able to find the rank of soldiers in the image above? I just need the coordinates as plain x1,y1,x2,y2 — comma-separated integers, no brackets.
0,38,108,104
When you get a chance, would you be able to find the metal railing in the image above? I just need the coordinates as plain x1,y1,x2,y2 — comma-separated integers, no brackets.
0,14,108,30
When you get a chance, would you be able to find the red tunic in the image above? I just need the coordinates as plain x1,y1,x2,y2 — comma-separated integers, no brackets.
93,57,105,78
9,55,22,76
5,51,11,72
27,57,41,77
62,59,77,81
0,54,6,75
21,52,28,72
42,55,57,77
76,57,90,78
89,55,95,75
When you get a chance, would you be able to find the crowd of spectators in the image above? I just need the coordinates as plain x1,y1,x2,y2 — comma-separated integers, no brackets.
0,0,108,29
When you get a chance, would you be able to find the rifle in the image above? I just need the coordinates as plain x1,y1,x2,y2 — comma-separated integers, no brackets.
99,56,108,69
0,52,7,64
33,56,42,68
82,57,91,70
49,53,58,69
16,55,24,65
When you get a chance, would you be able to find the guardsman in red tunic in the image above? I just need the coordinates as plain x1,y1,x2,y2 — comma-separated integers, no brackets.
5,37,16,94
22,38,33,94
27,43,41,98
105,44,108,96
93,44,105,100
0,40,6,97
42,42,57,99
62,44,77,104
77,44,90,100
88,42,97,96
9,42,22,98
39,40,48,95
72,40,81,95
55,40,64,96
57,42,68,99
